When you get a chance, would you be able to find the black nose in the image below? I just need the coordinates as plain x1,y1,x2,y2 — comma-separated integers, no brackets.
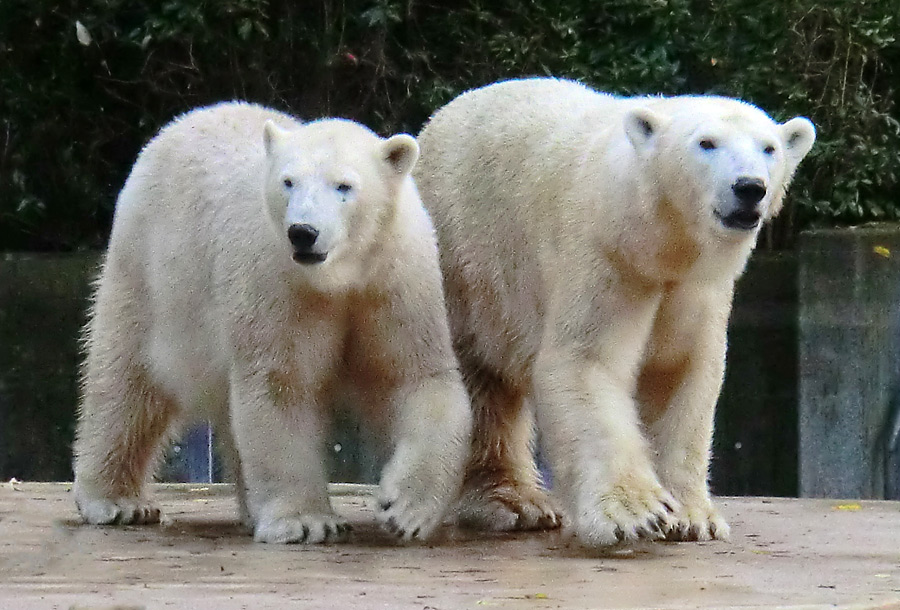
732,177,767,207
287,223,319,251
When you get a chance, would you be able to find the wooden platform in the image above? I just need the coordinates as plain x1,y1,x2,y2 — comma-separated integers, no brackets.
1,483,898,609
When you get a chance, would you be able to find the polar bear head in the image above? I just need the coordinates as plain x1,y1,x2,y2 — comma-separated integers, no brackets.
623,97,815,240
262,119,418,273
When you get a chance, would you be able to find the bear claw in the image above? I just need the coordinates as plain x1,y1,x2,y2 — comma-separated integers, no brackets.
374,490,442,542
664,505,731,543
76,496,162,527
457,482,564,532
254,514,351,544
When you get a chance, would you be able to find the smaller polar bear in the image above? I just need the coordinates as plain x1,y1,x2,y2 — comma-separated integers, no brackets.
73,102,472,544
414,78,815,546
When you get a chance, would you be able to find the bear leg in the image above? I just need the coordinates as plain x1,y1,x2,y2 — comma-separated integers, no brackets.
228,368,349,544
645,367,731,542
533,351,679,547
456,365,562,531
375,371,472,541
73,356,176,526
213,416,252,528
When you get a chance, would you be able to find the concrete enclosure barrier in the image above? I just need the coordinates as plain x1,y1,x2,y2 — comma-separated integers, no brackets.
4,228,900,499
800,226,900,499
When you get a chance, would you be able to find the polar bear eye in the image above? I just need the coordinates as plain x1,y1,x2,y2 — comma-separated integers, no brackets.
763,144,776,155
336,183,352,195
283,178,294,189
698,139,717,151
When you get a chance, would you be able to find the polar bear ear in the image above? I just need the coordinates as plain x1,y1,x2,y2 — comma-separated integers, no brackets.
623,107,668,156
780,117,816,170
263,120,288,156
382,134,419,177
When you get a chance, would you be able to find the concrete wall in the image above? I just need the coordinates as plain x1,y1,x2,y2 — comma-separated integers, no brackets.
799,227,900,499
0,253,98,481
712,253,799,497
6,234,900,499
0,251,801,494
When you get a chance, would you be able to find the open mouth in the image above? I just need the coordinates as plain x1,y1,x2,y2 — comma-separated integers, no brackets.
715,210,761,231
292,251,328,264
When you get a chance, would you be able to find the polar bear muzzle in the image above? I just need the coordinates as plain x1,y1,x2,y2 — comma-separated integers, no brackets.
715,177,768,231
287,223,328,264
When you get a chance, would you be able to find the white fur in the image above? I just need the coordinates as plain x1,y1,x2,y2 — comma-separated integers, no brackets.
414,78,815,547
73,102,472,544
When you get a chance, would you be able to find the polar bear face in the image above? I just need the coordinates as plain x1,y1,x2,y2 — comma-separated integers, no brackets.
623,98,815,240
262,119,418,269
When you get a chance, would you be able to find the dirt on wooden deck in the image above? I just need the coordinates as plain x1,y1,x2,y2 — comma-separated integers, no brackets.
1,482,898,609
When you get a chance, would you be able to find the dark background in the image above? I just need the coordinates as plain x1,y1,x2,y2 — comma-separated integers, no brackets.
2,0,898,252
2,1,899,494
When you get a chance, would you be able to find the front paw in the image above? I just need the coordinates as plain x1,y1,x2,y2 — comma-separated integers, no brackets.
376,457,461,541
375,478,449,542
254,513,352,544
376,440,463,541
665,498,730,542
573,472,679,547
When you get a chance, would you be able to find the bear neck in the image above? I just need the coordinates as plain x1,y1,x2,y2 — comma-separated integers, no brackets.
609,192,755,287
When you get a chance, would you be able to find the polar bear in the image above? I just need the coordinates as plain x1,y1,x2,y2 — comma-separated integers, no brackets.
73,102,472,544
414,78,815,546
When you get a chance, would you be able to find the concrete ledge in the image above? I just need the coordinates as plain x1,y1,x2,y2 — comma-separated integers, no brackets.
2,483,898,609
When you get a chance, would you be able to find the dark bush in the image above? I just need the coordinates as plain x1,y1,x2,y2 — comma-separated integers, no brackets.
2,0,898,250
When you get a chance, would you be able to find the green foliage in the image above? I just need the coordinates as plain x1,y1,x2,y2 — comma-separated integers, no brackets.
1,0,898,250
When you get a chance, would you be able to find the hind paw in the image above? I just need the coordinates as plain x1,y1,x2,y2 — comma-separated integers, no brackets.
77,496,161,526
457,482,563,531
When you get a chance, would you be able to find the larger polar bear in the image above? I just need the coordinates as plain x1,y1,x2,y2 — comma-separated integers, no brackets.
73,102,472,544
414,78,815,546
